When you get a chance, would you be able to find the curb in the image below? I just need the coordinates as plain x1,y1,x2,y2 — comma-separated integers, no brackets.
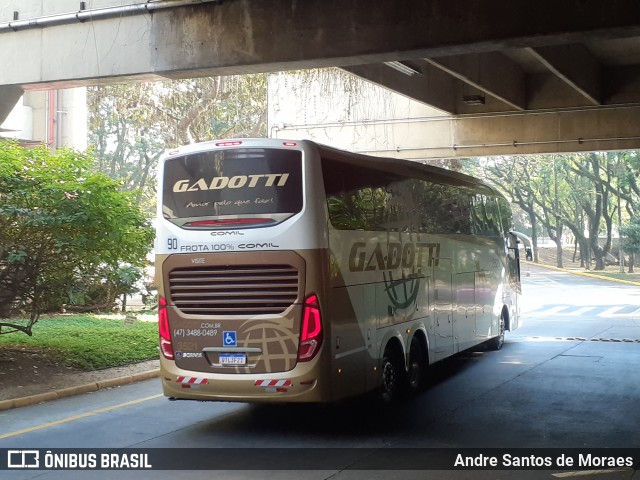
0,369,160,412
524,261,640,287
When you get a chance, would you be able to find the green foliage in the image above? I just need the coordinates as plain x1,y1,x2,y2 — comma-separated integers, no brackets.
478,152,640,270
87,75,268,216
621,216,640,254
0,315,159,369
0,141,154,332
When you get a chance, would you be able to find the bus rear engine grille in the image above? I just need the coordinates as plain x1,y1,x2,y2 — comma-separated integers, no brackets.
168,265,299,316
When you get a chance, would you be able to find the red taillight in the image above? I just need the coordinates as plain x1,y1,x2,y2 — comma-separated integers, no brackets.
282,142,297,147
298,294,323,362
184,218,275,228
215,141,243,147
158,297,174,360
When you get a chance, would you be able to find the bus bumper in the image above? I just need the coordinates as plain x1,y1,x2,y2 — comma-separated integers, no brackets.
159,356,330,403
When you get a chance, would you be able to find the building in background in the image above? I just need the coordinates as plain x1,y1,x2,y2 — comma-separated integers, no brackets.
0,88,87,151
267,69,450,162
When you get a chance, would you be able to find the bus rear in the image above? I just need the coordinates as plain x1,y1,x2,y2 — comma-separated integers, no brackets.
155,139,331,403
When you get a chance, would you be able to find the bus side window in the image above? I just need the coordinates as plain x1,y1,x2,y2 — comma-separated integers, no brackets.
471,194,487,235
453,191,472,235
497,197,514,237
322,156,399,232
485,196,502,237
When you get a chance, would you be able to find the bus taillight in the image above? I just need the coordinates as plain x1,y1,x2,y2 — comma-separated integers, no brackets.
158,297,174,360
298,294,323,362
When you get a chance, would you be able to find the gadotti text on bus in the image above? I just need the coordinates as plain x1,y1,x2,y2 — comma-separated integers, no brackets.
172,173,290,192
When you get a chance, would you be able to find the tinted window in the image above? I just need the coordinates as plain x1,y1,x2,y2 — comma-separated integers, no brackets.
163,148,302,227
323,157,474,234
323,159,400,231
497,197,513,236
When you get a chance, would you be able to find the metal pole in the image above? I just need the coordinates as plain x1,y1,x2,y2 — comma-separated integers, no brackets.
618,164,625,273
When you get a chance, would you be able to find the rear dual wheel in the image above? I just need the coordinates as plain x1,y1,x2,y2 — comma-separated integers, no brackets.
407,336,428,392
380,350,404,403
381,336,427,402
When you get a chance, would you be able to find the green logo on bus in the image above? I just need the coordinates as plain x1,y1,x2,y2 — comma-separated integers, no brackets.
348,241,440,311
383,269,421,310
348,241,440,273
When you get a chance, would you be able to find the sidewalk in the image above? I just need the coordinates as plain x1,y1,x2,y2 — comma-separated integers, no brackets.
0,359,160,412
528,245,640,287
526,260,640,287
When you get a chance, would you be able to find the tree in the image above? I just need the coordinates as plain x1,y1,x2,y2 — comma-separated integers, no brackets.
476,156,543,263
621,216,640,273
0,141,154,335
477,152,638,271
87,75,267,216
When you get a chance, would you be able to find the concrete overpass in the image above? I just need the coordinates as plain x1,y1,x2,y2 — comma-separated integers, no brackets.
2,0,640,157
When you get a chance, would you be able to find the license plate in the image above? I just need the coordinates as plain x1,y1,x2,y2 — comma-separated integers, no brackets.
219,353,246,366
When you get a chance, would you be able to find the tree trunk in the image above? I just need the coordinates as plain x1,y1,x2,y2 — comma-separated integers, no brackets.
555,239,564,268
593,252,606,270
591,237,607,271
530,214,539,263
547,224,563,269
579,237,590,269
629,253,635,273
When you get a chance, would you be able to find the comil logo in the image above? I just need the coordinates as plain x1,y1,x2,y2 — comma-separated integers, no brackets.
8,450,40,469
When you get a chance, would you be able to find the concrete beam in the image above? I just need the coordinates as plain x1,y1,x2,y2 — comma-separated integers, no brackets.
425,52,526,111
342,62,459,114
527,44,602,105
0,85,23,126
412,106,640,158
2,0,640,89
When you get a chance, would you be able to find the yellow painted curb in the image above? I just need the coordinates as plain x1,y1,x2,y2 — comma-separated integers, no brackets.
0,369,160,412
525,261,640,286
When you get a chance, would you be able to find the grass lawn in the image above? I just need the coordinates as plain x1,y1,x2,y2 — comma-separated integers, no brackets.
0,313,159,370
534,246,640,284
587,271,640,283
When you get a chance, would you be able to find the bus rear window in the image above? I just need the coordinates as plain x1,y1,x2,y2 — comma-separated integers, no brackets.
162,148,303,229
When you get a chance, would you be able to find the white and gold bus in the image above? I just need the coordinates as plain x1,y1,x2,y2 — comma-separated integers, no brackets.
156,138,521,403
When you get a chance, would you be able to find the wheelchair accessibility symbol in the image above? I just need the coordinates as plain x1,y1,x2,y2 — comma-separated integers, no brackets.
223,331,237,347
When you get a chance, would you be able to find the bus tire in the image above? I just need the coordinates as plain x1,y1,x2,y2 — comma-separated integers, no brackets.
407,335,428,393
380,345,406,402
486,313,506,351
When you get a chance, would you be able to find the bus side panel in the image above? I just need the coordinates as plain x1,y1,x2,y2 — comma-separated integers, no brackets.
474,271,494,339
325,282,369,400
453,271,475,354
328,229,435,396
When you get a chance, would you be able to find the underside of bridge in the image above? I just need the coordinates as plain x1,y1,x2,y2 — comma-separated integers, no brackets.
2,0,640,156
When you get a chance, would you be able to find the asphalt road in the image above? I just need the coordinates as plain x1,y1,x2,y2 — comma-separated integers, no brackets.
1,265,639,479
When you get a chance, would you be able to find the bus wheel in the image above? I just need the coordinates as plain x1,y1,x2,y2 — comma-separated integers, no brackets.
486,314,506,351
408,336,427,393
380,347,405,402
